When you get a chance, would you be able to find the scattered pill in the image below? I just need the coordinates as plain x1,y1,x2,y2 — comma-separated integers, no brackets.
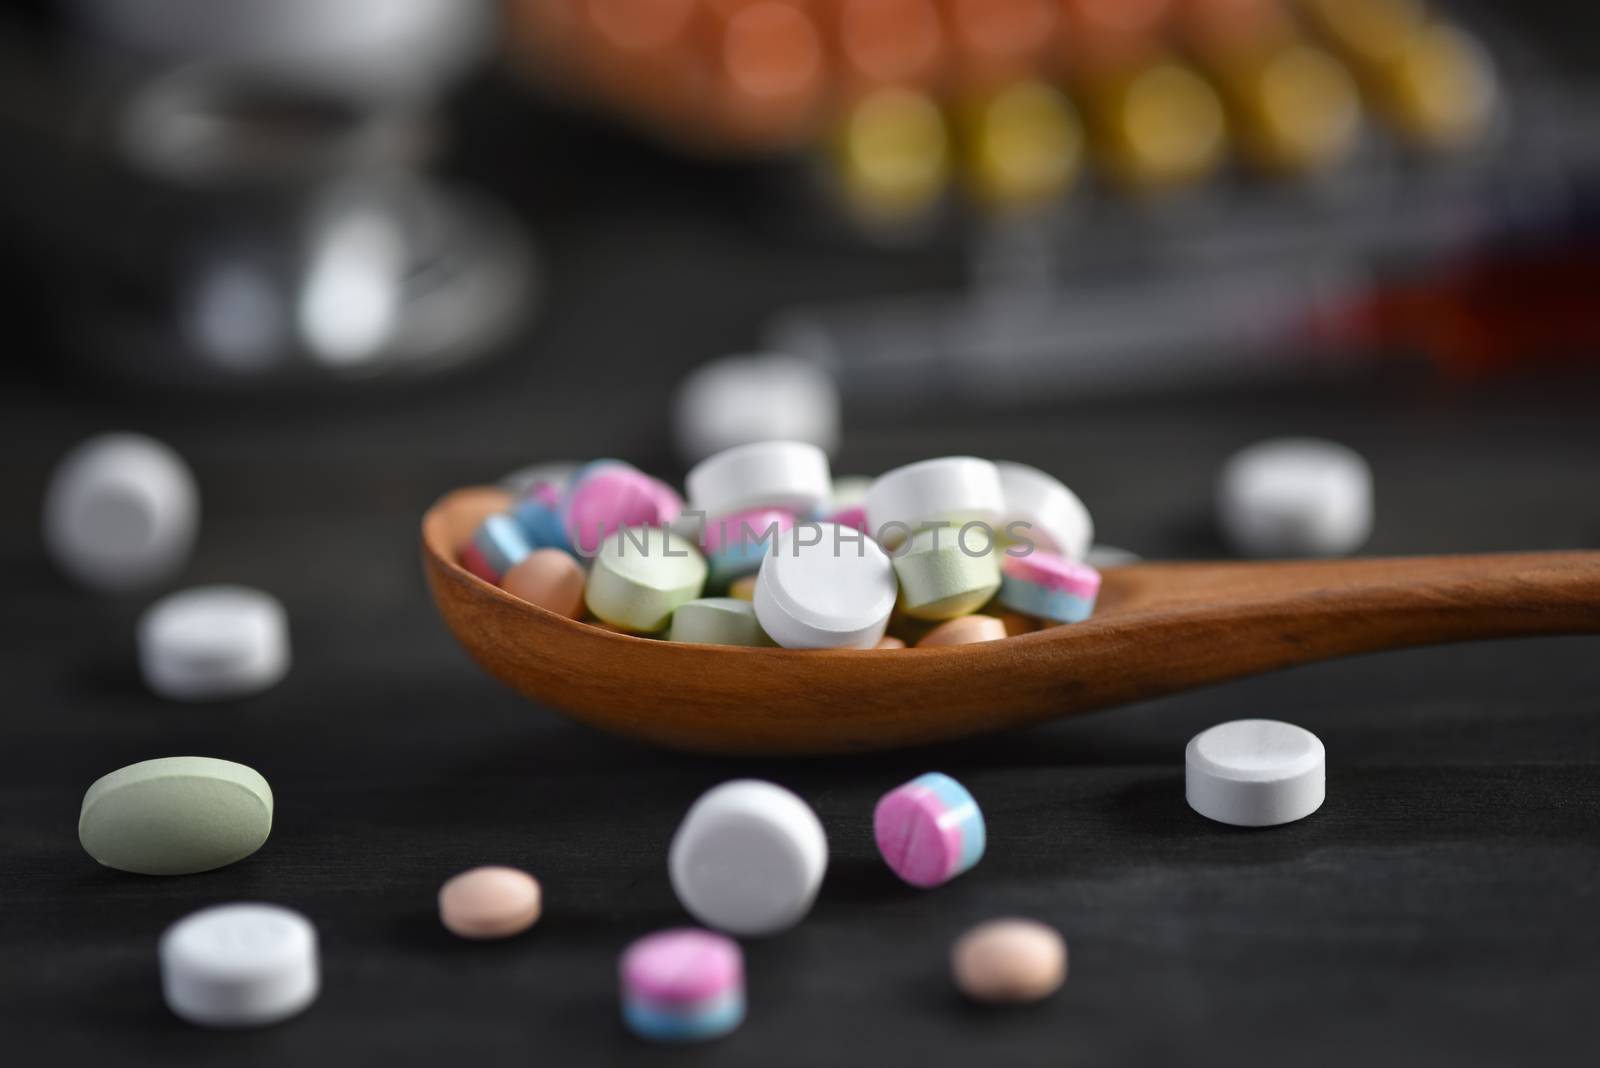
951,918,1066,1004
875,772,985,888
996,460,1093,561
564,465,683,556
961,79,1084,210
728,574,758,601
502,549,587,619
687,440,833,519
673,353,840,464
669,598,773,646
1186,719,1326,827
161,903,319,1028
1216,437,1373,557
438,866,543,940
702,507,795,589
461,513,533,584
138,585,290,701
620,928,745,1043
44,432,199,593
866,456,1005,547
998,552,1100,623
79,756,273,875
918,614,1007,646
833,86,951,227
875,635,907,650
670,780,827,936
753,522,897,648
585,526,708,634
892,527,1002,620
1381,22,1497,151
1092,57,1228,192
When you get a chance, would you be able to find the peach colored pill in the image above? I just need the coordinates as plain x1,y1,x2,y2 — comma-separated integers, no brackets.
728,575,758,602
917,614,1007,646
995,610,1039,637
952,918,1067,1004
875,635,907,650
502,549,587,619
438,866,542,940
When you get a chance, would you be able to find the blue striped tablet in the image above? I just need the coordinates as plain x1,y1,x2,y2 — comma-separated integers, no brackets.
997,551,1101,623
460,514,532,584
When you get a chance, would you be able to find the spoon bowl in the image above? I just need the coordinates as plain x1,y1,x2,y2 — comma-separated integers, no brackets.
424,487,1600,755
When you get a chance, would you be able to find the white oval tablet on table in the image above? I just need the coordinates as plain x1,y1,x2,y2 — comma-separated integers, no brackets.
43,433,199,593
673,353,840,464
138,586,290,700
686,440,832,519
1216,438,1373,557
865,457,1005,546
996,461,1093,561
1186,719,1326,827
669,780,828,937
753,523,897,649
160,903,319,1028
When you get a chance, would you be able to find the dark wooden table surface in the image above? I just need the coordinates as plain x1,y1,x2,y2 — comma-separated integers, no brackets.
4,61,1600,1065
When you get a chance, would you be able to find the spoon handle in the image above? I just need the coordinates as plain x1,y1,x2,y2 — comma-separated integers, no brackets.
1088,551,1600,698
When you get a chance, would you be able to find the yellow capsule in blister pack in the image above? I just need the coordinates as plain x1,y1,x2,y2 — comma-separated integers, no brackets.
1380,23,1497,150
1088,58,1229,193
832,87,951,227
960,80,1085,212
1219,41,1362,176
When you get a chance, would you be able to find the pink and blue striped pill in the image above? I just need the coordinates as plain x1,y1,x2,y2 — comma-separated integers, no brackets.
998,552,1101,623
619,928,745,1043
461,514,532,584
701,508,794,589
874,772,986,889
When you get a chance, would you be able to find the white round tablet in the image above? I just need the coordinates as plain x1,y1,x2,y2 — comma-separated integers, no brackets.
1216,438,1372,558
686,440,833,520
139,586,290,701
1185,719,1326,827
43,433,199,593
673,353,840,464
160,903,319,1028
669,780,828,937
996,461,1093,560
753,523,897,649
865,457,1005,546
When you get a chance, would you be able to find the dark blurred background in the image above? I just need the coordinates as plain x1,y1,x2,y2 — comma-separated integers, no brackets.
2,2,1598,1066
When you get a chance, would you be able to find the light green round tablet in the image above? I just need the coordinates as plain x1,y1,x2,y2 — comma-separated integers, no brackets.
585,526,708,634
892,527,1002,620
79,756,273,876
669,597,775,646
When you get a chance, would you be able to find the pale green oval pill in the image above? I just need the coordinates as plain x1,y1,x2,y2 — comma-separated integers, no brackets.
585,526,708,634
892,528,1002,620
669,597,775,646
79,756,273,875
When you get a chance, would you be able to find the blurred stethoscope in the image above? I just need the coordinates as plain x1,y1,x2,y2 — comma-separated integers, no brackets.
0,0,533,389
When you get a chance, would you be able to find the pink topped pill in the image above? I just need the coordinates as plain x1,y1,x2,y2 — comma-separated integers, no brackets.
564,467,684,555
620,928,744,1006
874,772,986,888
998,551,1101,623
701,508,795,555
826,504,869,534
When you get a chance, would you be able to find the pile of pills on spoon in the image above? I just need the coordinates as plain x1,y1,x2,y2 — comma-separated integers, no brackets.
458,441,1107,648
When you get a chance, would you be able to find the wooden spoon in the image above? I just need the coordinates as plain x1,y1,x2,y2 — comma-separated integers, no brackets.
423,487,1600,755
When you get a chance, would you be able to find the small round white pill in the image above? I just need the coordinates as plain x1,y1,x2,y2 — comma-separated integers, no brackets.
160,903,319,1028
996,461,1093,561
669,780,828,937
139,586,290,701
865,457,1005,546
43,433,199,593
1185,719,1326,827
686,440,833,519
673,353,840,464
1216,438,1372,557
753,522,897,649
